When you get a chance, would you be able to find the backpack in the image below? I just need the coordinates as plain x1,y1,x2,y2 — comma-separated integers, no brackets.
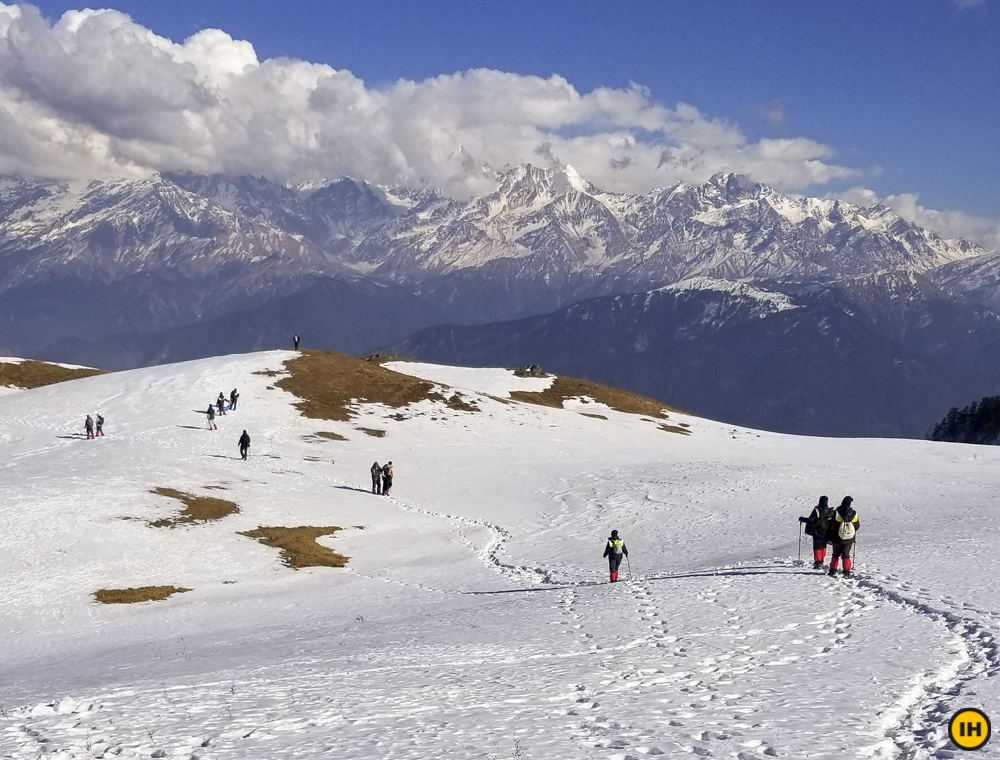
608,538,624,555
837,519,856,541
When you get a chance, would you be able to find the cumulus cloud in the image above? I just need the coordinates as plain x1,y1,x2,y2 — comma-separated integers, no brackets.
838,187,1000,250
0,2,867,200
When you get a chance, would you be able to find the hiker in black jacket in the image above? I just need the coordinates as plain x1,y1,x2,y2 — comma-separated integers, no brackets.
238,430,251,460
229,388,239,410
381,461,393,496
370,461,382,494
602,529,628,582
827,496,860,577
799,495,835,569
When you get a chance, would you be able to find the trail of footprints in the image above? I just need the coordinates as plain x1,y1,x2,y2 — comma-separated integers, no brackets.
550,576,781,759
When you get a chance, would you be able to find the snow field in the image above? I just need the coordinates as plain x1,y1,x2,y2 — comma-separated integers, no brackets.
2,351,1000,758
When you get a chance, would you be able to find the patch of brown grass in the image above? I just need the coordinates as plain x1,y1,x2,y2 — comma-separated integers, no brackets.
446,393,480,412
239,526,347,569
149,487,240,528
658,423,692,436
357,427,386,437
94,586,191,604
315,431,347,441
276,350,437,422
508,376,679,419
0,360,105,389
579,412,608,420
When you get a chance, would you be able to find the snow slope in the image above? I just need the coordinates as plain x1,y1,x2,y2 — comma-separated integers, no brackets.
1,351,999,759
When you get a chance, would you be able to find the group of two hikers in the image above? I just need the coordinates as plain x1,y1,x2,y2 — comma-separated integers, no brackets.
370,461,394,496
800,495,860,577
83,414,105,439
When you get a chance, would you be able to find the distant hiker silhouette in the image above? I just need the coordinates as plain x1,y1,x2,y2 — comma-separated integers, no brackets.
230,388,239,410
371,461,382,494
799,495,834,569
217,393,227,415
84,415,94,439
381,461,393,496
95,414,105,437
603,529,628,582
828,497,859,577
238,430,251,460
293,334,300,350
206,404,216,430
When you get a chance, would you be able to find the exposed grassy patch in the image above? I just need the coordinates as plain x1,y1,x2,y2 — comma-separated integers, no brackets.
509,376,679,419
0,360,105,389
659,423,693,436
239,526,347,569
580,412,608,420
94,586,191,604
446,393,480,412
276,350,437,422
357,427,386,438
149,487,240,528
315,431,347,441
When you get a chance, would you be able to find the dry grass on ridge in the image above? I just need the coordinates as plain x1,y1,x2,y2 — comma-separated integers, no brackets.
94,586,191,604
277,350,437,422
149,487,240,527
278,350,682,426
0,360,105,389
508,376,680,419
239,526,347,569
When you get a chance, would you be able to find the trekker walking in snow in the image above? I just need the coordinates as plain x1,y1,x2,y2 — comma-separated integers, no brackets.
799,495,834,569
230,388,239,410
827,496,859,577
95,414,105,437
293,334,300,350
371,461,382,494
603,529,628,582
217,393,227,415
84,415,94,439
206,404,217,430
238,430,251,460
381,461,393,496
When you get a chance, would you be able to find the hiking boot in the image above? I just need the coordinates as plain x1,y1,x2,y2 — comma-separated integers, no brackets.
812,560,823,570
828,568,838,577
842,570,852,578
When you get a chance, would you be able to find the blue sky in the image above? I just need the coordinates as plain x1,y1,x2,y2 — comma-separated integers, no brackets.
10,0,1000,243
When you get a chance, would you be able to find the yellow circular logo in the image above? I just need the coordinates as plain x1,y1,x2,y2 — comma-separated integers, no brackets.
949,709,991,751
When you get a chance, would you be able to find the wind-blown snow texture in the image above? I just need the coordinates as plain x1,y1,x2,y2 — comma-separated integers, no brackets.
2,352,999,759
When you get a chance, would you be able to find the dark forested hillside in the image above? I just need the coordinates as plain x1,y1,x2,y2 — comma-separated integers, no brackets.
931,396,1000,444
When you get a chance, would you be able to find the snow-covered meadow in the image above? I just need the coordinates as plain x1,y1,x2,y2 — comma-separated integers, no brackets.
1,351,998,759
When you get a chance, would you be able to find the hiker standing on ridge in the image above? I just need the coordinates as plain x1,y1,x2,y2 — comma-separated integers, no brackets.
799,495,835,569
827,496,860,577
293,334,300,350
381,461,393,496
95,414,105,437
230,388,239,410
370,461,382,494
206,404,217,430
603,529,628,582
217,392,227,415
84,415,94,439
238,430,251,460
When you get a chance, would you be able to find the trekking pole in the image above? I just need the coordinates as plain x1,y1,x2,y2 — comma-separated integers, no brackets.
797,522,802,564
626,555,632,581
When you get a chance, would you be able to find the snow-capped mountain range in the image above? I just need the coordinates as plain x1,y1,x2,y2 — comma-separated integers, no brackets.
1,165,998,437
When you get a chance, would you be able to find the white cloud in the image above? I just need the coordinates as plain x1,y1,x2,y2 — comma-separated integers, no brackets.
838,187,1000,251
0,3,866,200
